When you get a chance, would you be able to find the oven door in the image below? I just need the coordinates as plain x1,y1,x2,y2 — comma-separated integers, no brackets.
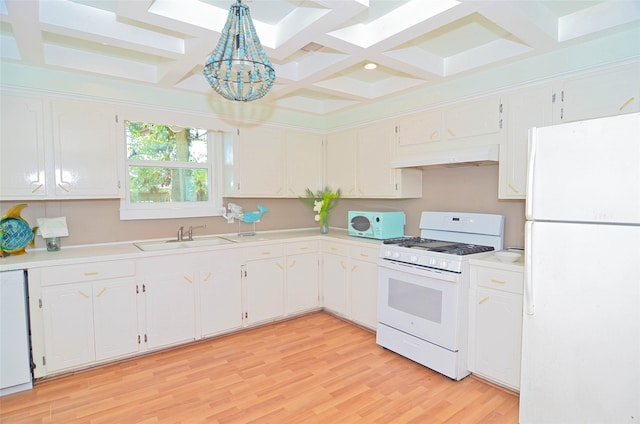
378,259,462,351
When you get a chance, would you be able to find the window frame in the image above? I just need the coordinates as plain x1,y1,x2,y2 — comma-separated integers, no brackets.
118,110,224,221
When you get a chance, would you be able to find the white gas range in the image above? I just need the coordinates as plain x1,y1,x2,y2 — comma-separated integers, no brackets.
376,211,505,380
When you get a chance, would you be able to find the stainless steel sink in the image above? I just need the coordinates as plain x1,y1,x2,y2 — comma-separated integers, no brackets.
134,237,234,251
217,235,270,243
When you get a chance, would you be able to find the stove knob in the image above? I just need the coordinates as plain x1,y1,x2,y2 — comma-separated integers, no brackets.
384,250,392,258
428,257,438,266
409,255,418,263
392,252,401,259
440,260,448,269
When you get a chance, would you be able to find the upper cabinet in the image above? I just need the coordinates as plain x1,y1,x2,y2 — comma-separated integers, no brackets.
224,127,322,197
553,62,640,124
0,92,121,200
0,94,47,199
392,95,505,165
326,122,422,199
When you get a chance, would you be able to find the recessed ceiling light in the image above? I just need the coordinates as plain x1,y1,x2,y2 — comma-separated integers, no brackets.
364,62,377,70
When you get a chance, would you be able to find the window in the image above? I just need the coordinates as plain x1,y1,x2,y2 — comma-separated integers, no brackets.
119,120,223,220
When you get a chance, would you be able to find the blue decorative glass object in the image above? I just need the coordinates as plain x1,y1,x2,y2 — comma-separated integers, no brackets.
203,0,276,102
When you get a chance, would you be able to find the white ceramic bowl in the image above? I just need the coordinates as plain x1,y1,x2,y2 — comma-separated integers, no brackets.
494,251,521,263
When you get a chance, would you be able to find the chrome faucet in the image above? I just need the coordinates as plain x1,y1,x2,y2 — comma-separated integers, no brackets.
177,226,185,241
188,224,206,241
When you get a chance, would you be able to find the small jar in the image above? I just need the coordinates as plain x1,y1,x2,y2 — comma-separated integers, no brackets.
46,237,61,252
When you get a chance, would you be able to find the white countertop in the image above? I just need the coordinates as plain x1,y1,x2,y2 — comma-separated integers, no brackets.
469,250,525,272
0,228,382,272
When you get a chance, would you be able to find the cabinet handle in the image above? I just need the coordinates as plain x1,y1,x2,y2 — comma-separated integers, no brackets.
57,183,70,192
490,278,506,284
429,130,438,140
31,183,44,193
96,287,107,298
203,272,212,282
479,296,490,304
360,253,369,257
447,128,456,137
330,247,338,251
351,265,358,272
184,276,193,284
78,290,90,299
299,247,309,251
84,271,99,276
507,183,520,193
289,260,297,268
340,261,346,270
276,263,284,270
619,97,635,111
261,251,271,256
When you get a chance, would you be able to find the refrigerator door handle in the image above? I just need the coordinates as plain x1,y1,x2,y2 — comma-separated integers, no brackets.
524,221,534,315
525,127,537,220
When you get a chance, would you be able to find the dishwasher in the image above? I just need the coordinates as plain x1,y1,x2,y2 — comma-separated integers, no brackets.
1,270,33,395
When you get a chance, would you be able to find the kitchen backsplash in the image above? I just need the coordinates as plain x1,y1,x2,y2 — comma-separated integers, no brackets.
1,165,525,250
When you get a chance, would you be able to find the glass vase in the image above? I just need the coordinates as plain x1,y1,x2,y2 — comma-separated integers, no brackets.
320,215,329,234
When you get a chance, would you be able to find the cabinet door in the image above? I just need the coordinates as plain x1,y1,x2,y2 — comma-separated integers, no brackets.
555,63,640,124
500,85,553,199
286,252,319,314
144,270,196,349
325,129,357,197
244,259,285,325
199,251,243,337
444,96,502,141
234,127,285,196
42,283,95,372
471,287,523,390
93,278,139,361
51,100,120,197
321,252,349,316
285,130,323,196
397,109,443,147
0,94,47,199
349,258,378,330
356,121,397,197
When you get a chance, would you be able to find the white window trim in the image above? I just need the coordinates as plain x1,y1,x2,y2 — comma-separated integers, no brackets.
118,112,224,221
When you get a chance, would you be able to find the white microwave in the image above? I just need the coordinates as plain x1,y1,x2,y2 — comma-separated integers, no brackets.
348,211,405,240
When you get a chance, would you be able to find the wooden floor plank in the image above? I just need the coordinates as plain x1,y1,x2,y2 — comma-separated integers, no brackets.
0,312,519,423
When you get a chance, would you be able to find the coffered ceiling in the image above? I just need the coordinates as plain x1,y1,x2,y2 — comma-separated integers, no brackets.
1,0,639,117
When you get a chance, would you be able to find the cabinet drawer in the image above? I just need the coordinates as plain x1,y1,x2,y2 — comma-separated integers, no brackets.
244,244,283,261
322,241,348,256
285,240,319,255
474,267,523,294
40,260,135,286
349,245,379,263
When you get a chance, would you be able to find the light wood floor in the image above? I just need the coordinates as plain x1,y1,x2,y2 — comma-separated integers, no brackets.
0,312,519,423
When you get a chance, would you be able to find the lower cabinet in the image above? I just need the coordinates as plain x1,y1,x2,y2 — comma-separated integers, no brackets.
468,257,524,391
31,260,139,376
285,241,320,315
321,239,379,330
242,244,285,326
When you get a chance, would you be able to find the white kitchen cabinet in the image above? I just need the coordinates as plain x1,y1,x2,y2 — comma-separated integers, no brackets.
138,256,196,350
41,282,95,373
321,240,350,316
284,130,323,196
348,244,379,330
198,250,243,337
499,85,553,199
285,240,320,315
325,124,422,198
395,109,443,148
242,244,285,325
443,95,503,142
224,127,323,197
0,93,47,199
468,257,524,391
33,260,138,375
325,129,358,197
0,93,121,200
553,62,640,124
51,99,120,197
92,278,140,361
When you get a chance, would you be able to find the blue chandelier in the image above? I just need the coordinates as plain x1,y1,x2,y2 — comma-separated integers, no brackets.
203,0,276,102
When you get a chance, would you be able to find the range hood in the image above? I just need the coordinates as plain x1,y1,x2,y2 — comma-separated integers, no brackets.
391,144,499,168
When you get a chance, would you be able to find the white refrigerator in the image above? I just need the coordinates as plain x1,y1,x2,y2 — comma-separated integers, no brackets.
520,112,640,423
